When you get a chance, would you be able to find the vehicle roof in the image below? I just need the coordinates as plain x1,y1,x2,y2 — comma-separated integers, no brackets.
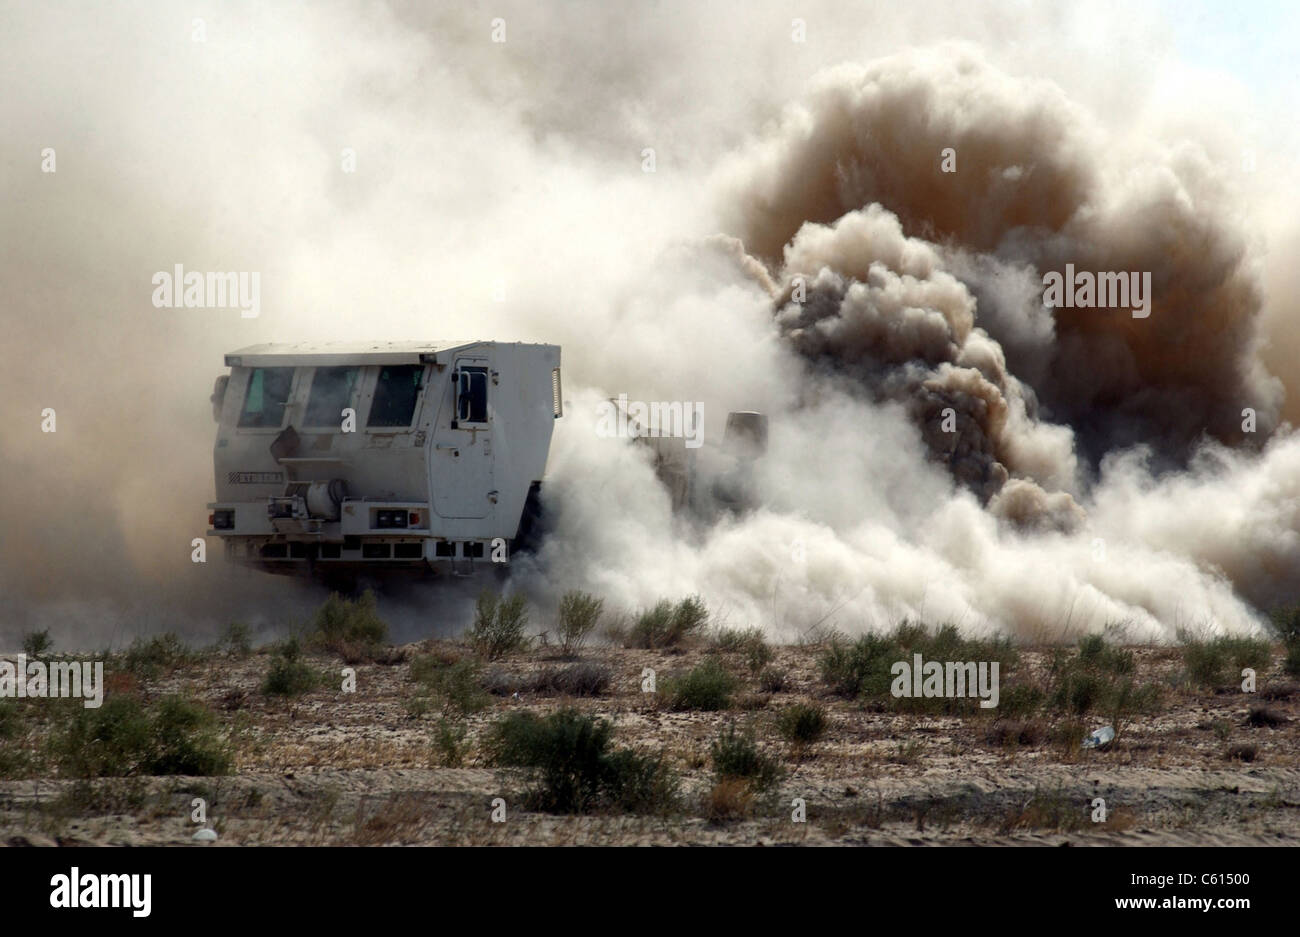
224,341,497,366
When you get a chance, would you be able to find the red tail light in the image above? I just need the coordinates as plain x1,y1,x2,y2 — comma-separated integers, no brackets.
409,512,420,526
208,513,215,525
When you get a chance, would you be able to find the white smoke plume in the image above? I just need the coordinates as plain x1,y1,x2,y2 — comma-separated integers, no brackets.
1,1,1296,647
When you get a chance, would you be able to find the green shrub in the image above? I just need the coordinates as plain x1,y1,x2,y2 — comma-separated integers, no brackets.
712,627,752,651
1208,718,1233,741
627,601,673,649
124,633,198,680
1270,607,1300,677
599,748,681,814
144,697,233,776
663,657,738,711
713,627,773,672
1270,605,1300,645
1215,636,1271,671
916,623,1019,670
1105,677,1162,736
0,700,22,740
0,701,33,778
468,591,530,660
1178,630,1272,687
820,624,1019,713
312,590,388,656
819,633,900,698
710,724,784,793
409,656,490,716
432,717,470,767
777,703,827,745
892,620,929,647
1048,717,1089,756
50,697,152,778
488,709,677,813
220,622,253,658
626,596,708,649
1050,669,1106,715
758,667,788,693
1077,633,1134,674
996,683,1045,719
490,709,608,811
1286,644,1300,679
408,651,456,684
21,630,52,657
1046,637,1162,724
1179,640,1225,686
262,637,319,696
557,591,603,657
50,694,230,778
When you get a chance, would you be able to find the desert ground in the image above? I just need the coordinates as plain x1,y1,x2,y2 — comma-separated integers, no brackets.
1,604,1297,847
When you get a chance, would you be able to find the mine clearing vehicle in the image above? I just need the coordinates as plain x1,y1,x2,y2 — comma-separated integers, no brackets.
207,340,767,588
207,341,560,587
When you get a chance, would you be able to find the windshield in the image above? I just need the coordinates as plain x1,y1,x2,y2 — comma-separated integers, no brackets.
304,366,359,427
368,364,424,427
237,367,294,428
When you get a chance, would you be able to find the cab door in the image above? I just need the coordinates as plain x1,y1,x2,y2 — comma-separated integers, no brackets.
431,356,494,519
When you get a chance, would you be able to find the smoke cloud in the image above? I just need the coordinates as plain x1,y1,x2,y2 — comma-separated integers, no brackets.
2,1,1296,648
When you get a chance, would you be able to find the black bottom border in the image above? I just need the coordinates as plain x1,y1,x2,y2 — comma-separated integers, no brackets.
0,844,1271,925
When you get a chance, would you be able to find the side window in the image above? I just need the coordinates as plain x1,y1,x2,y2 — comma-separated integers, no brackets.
238,367,294,428
304,366,359,427
368,364,424,428
456,366,488,424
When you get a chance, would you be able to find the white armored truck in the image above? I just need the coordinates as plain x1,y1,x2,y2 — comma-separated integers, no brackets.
207,341,561,585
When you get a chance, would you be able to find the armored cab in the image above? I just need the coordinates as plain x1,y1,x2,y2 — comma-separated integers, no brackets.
207,341,561,581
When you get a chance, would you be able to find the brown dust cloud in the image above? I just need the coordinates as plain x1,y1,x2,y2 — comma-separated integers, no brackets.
1,1,1298,646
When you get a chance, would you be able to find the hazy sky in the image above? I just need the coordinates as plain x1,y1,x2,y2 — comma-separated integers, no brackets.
1163,0,1299,108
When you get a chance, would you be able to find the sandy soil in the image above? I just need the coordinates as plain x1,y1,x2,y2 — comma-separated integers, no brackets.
1,641,1297,846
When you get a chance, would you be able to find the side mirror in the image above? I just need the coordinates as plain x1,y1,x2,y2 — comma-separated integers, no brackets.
210,375,229,422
